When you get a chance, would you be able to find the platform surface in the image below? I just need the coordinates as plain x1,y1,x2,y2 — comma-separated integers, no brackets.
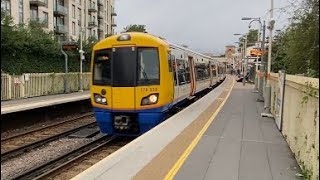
1,91,90,115
174,82,301,180
72,77,301,180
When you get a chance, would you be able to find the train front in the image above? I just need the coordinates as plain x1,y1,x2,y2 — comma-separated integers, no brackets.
90,33,174,136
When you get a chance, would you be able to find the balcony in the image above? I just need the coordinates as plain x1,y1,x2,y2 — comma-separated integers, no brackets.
98,23,104,31
54,24,68,34
30,17,48,27
54,5,68,16
88,6,97,12
98,11,104,19
111,10,117,16
111,20,117,27
30,0,47,6
97,0,104,6
88,21,97,28
55,35,68,42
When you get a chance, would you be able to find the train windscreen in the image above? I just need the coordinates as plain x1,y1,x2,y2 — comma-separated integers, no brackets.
137,48,160,86
93,47,160,87
93,49,112,86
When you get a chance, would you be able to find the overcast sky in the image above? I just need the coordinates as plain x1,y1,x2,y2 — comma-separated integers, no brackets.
114,0,297,55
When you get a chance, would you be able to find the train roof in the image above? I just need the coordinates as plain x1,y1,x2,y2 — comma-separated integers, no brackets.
96,32,218,62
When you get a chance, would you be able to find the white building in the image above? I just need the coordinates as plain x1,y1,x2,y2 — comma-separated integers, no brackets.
1,0,117,41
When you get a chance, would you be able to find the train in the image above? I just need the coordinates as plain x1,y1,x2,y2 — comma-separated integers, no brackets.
90,32,226,136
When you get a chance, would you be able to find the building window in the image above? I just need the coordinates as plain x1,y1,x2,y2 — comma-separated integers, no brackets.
1,0,11,15
18,0,24,23
30,7,38,20
72,22,76,35
93,30,96,37
43,12,48,27
78,23,81,34
72,5,75,18
58,0,64,6
78,8,81,21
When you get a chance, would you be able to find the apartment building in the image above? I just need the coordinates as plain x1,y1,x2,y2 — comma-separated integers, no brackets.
1,0,117,41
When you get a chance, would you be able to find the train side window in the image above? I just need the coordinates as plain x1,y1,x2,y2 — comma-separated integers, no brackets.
168,54,175,72
172,61,178,86
177,59,186,85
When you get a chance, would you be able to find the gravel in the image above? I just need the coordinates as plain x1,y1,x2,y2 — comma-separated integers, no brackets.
1,138,91,180
1,113,91,139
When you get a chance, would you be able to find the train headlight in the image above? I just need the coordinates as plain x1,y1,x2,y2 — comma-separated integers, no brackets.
149,95,158,103
117,34,131,41
94,93,107,105
141,93,159,106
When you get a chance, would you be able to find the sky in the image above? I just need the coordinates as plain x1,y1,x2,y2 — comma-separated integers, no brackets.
114,0,298,55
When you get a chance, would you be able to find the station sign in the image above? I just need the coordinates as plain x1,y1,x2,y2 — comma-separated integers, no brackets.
62,42,78,51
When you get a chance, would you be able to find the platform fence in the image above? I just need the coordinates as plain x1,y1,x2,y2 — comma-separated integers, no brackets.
1,73,91,101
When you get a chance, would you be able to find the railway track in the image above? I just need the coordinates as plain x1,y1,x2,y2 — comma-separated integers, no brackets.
11,135,134,180
1,113,95,162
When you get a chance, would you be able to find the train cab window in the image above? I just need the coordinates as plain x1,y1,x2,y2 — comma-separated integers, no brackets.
93,49,112,85
137,48,160,86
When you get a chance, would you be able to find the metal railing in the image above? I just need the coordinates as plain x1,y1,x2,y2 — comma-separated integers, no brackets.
88,5,97,12
88,21,97,27
54,24,68,33
29,0,48,6
97,0,104,6
98,23,104,30
30,17,48,27
54,5,68,15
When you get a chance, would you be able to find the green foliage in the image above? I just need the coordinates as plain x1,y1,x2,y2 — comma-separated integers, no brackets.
1,10,95,75
271,0,319,78
122,24,147,33
239,29,258,47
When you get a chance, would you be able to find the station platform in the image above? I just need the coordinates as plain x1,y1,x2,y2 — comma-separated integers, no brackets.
1,91,90,115
72,76,301,180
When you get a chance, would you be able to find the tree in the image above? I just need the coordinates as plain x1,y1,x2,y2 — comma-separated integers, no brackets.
270,0,319,77
1,9,85,74
239,29,258,48
122,24,147,33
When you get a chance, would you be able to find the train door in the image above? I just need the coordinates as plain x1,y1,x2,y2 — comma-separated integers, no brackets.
188,56,196,96
111,47,136,110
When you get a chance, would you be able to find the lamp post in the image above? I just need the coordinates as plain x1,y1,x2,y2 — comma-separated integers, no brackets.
262,0,275,117
234,33,246,77
79,28,85,92
241,17,262,91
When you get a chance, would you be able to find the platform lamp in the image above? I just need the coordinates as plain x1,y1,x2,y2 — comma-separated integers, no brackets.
233,34,244,75
234,33,248,85
241,17,263,92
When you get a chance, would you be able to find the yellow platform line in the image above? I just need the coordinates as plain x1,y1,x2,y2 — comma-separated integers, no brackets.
164,78,235,180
